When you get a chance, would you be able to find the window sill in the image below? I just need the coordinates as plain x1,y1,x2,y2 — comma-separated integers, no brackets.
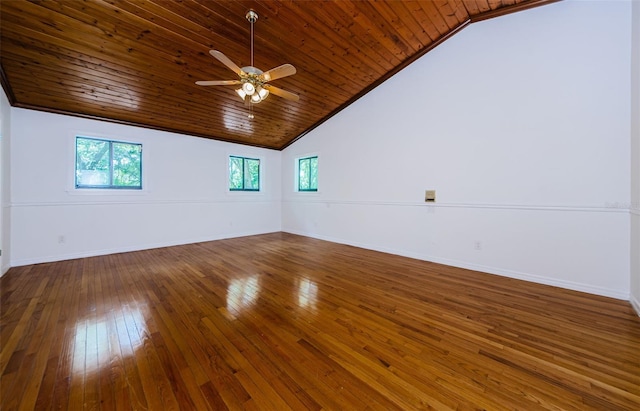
66,188,149,196
226,190,264,196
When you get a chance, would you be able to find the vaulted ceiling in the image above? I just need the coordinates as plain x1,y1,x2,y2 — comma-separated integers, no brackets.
1,0,556,150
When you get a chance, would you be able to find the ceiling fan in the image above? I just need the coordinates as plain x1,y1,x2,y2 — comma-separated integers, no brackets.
196,10,299,109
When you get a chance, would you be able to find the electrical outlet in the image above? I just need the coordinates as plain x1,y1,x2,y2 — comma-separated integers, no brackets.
474,241,482,250
58,235,65,244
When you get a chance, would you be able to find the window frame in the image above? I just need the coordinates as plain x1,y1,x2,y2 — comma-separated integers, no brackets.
228,155,261,192
297,155,318,192
75,136,143,190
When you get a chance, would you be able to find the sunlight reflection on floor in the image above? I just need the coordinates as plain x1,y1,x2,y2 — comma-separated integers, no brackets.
71,303,149,378
297,278,318,311
226,275,261,315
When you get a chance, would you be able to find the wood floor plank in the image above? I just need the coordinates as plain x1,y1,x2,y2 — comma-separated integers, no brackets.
0,276,49,376
17,268,66,411
109,254,148,410
1,232,639,410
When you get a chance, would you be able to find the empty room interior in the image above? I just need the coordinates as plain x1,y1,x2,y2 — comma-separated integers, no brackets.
1,0,640,410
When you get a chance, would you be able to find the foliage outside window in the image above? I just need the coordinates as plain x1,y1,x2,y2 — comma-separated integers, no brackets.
229,156,260,191
76,137,142,189
298,156,318,191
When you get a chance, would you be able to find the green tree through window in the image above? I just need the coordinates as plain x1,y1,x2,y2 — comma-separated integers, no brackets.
229,156,260,191
76,137,142,189
298,156,318,191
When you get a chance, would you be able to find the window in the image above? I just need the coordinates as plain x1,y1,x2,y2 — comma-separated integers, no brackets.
229,156,260,191
298,156,318,191
75,137,142,189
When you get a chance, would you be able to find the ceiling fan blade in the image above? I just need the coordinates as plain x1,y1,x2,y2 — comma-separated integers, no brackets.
260,64,296,82
209,50,244,76
264,84,299,101
195,80,242,86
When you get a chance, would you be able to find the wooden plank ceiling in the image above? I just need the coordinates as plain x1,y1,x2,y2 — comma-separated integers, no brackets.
0,0,556,150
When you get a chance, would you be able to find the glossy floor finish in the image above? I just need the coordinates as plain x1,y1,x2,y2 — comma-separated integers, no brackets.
1,233,639,410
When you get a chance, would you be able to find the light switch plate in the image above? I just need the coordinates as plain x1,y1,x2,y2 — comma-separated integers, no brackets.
425,190,436,202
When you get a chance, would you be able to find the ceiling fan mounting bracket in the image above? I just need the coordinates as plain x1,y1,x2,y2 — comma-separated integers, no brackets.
246,10,258,24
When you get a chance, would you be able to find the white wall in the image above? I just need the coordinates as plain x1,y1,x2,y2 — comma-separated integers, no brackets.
0,88,11,275
631,0,640,314
283,0,632,299
10,109,281,266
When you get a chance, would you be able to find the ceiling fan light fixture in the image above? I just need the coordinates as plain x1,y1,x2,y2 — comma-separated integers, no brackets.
242,82,256,95
258,87,269,100
236,88,247,100
251,93,262,103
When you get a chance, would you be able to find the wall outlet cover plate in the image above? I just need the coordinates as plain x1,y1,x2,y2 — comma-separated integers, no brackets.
425,190,436,202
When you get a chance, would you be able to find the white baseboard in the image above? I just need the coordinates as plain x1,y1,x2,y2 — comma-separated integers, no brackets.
283,229,629,301
10,230,279,267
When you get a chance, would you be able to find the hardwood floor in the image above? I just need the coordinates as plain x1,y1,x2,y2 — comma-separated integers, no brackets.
1,232,639,410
